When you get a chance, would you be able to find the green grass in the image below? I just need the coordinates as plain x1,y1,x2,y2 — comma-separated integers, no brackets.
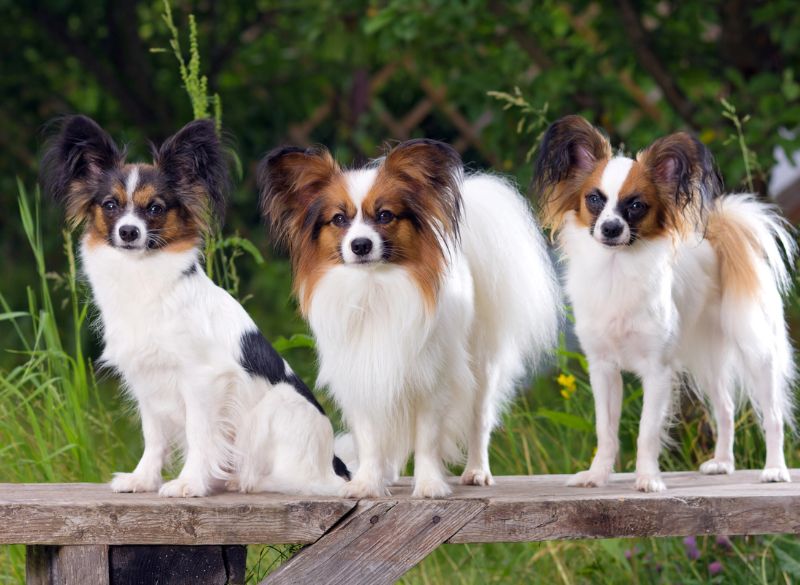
0,186,137,582
2,184,797,584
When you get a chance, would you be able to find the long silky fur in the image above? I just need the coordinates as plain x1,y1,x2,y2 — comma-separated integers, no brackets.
41,115,347,497
259,139,562,498
40,115,125,226
535,116,797,492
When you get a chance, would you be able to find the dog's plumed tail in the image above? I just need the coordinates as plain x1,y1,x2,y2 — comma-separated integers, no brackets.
461,175,562,400
706,194,797,431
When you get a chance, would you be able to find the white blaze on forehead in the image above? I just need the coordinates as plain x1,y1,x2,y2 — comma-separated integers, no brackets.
341,168,383,264
125,165,140,198
599,157,634,203
113,165,147,248
344,168,378,208
594,157,634,244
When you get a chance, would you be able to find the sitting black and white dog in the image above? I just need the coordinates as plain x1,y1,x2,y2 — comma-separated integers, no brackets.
42,115,349,496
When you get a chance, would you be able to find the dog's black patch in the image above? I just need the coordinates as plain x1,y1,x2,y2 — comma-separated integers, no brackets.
333,455,351,480
239,329,325,415
182,263,199,277
239,329,351,480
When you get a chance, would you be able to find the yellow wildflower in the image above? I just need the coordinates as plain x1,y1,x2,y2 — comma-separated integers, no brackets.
557,373,577,399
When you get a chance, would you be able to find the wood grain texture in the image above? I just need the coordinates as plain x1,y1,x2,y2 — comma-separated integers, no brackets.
26,545,109,585
2,484,356,545
446,471,800,543
263,500,485,585
5,471,800,547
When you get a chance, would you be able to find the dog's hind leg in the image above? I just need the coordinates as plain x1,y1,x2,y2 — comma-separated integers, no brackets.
694,350,736,475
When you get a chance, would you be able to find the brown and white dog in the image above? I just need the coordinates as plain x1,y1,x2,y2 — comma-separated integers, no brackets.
258,139,561,497
535,115,796,491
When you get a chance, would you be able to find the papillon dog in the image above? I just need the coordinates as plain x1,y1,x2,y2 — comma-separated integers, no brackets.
41,115,349,496
534,115,796,492
257,139,560,498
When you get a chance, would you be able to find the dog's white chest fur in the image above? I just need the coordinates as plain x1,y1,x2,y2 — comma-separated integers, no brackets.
561,219,678,370
82,242,240,388
81,237,346,497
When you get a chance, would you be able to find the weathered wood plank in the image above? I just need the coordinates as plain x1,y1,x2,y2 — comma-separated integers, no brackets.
26,545,109,585
263,499,485,585
1,484,356,545
447,471,800,542
4,471,800,546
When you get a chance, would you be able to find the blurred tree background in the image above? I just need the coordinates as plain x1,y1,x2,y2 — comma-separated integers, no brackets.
3,0,800,302
2,1,800,583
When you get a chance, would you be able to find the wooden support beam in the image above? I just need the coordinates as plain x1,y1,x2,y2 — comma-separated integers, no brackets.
26,545,245,585
262,500,485,585
26,545,109,585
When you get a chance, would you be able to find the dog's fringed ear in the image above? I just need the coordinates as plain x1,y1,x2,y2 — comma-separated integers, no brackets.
40,115,123,223
638,132,722,223
533,115,611,234
156,119,229,230
256,145,339,249
380,138,464,246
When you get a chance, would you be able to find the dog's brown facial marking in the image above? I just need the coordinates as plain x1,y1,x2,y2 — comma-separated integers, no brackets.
294,175,356,312
258,139,464,314
80,164,200,252
533,115,612,236
42,115,228,254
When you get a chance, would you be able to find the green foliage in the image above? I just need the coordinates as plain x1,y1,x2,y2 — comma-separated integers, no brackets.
158,0,261,299
487,88,549,162
0,186,135,583
721,98,761,193
156,0,221,132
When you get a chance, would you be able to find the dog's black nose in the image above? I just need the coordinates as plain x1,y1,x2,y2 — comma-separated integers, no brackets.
351,237,373,256
601,220,623,239
119,225,140,243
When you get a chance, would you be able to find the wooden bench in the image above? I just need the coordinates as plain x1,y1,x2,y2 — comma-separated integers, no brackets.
5,470,799,584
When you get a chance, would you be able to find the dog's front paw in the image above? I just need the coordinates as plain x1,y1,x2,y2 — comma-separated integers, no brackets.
413,477,452,499
159,477,210,498
460,468,495,487
567,469,609,488
760,467,791,483
699,459,735,475
110,472,161,493
634,474,666,493
339,479,389,499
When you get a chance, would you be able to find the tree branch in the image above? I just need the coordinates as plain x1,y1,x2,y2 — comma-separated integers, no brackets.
616,0,698,129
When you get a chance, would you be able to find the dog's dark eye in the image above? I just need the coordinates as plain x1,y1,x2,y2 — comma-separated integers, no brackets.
147,203,164,216
585,191,606,212
626,200,648,217
376,210,395,224
102,200,118,212
332,213,348,227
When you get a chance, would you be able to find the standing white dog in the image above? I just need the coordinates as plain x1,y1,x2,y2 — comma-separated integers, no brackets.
258,139,561,498
535,115,796,492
